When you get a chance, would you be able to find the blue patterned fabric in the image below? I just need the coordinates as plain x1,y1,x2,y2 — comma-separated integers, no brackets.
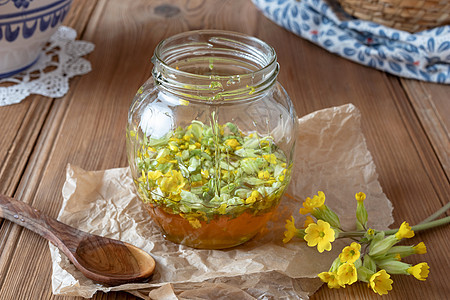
252,0,450,84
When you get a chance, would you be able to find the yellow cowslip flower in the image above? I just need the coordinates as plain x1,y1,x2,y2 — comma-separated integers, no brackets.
157,155,172,164
159,170,185,194
318,272,342,289
369,270,393,295
225,138,240,149
413,242,427,254
407,263,429,281
187,218,202,229
221,169,230,180
263,154,277,164
217,203,227,214
147,170,163,181
337,262,358,285
283,216,298,243
259,140,270,148
355,192,366,202
201,169,209,178
191,181,202,187
299,191,325,215
339,242,361,263
395,221,415,240
267,178,276,185
304,220,336,253
304,216,315,228
258,170,270,180
168,144,179,152
245,195,257,204
139,169,146,182
245,190,259,204
168,193,181,202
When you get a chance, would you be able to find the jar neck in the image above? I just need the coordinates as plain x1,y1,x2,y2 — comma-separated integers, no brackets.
151,30,279,102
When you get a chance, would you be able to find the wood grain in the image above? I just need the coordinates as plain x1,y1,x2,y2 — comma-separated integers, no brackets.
0,0,448,299
0,194,155,286
0,0,100,296
400,78,450,178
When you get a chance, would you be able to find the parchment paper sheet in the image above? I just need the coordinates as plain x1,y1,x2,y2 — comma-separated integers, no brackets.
50,103,394,299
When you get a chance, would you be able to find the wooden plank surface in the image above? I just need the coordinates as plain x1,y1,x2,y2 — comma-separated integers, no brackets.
400,78,450,178
0,0,448,299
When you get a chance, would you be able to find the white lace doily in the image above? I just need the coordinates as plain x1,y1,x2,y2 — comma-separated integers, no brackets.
0,26,94,106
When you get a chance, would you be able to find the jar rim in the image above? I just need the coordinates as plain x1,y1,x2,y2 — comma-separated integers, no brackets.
151,30,279,102
153,29,277,80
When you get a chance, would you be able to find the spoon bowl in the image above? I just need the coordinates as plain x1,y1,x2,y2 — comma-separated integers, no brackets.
0,194,156,286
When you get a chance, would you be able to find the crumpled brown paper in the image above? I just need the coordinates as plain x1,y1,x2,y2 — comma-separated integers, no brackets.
49,103,394,299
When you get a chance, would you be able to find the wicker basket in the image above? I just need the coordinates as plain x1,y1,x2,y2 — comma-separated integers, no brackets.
337,0,450,32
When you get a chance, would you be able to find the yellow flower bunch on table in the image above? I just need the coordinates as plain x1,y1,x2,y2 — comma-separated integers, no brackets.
283,191,450,295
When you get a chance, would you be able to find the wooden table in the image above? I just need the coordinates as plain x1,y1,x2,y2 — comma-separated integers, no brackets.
0,0,448,299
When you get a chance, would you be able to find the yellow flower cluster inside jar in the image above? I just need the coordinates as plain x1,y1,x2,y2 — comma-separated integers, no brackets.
127,30,297,249
129,115,292,249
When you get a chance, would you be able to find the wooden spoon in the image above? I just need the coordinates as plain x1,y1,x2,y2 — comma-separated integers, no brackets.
0,194,156,286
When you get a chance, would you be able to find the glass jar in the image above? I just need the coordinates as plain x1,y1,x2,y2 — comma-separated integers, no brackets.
126,30,298,249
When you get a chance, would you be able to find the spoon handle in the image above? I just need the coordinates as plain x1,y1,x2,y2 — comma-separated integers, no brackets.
0,194,85,254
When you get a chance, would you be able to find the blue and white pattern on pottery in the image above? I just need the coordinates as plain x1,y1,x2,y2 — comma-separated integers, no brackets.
0,0,71,42
0,0,72,77
252,0,450,84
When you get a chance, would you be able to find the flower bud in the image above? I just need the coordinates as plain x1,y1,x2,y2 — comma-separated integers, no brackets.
362,254,377,272
356,200,368,231
353,257,362,269
356,265,374,283
313,204,341,229
329,256,342,273
386,242,426,259
376,259,410,275
355,192,366,202
364,228,375,241
386,245,413,258
369,235,398,257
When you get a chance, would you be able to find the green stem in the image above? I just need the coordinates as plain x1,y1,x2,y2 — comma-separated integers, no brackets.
337,216,450,239
337,231,366,238
419,202,450,224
